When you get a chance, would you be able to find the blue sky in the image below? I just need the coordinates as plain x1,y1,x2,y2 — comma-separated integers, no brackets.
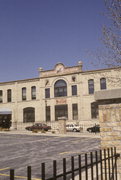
0,0,108,82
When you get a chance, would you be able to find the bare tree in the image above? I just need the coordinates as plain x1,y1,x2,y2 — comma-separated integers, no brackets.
102,0,121,67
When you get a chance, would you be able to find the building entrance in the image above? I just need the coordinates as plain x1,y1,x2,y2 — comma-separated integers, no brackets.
55,105,68,121
0,108,12,128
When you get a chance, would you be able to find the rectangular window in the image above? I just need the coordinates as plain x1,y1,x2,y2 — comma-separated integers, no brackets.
100,78,106,90
72,85,77,96
91,102,98,118
7,89,12,102
0,90,3,103
55,105,68,121
72,104,78,120
46,106,51,122
45,88,50,98
22,87,26,101
31,86,36,100
88,79,94,94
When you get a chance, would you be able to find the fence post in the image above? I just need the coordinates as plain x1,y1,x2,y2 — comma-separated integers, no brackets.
10,169,14,180
27,166,31,180
99,104,121,180
41,163,45,180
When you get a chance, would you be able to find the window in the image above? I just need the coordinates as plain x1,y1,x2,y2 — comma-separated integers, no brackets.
45,88,50,98
7,89,12,102
23,107,35,123
54,80,67,97
72,85,77,96
100,78,106,90
72,76,76,82
31,86,36,100
0,90,3,103
22,87,26,101
46,106,51,122
91,102,98,119
72,104,78,120
88,79,94,94
55,105,68,121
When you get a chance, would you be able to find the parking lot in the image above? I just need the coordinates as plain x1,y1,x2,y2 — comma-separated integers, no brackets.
0,133,100,180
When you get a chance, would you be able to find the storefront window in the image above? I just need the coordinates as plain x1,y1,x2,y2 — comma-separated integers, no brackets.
23,107,35,123
55,105,68,121
72,104,78,120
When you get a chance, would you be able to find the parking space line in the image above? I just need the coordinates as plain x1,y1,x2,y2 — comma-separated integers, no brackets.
0,167,10,171
0,173,42,180
59,151,76,155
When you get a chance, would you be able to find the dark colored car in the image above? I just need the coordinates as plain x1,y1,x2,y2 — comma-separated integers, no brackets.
87,125,100,133
25,123,51,131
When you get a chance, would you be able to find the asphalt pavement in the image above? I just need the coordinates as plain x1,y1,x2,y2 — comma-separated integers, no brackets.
0,130,101,180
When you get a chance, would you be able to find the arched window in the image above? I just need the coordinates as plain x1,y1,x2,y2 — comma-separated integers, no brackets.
88,79,94,94
23,107,35,123
100,78,106,90
54,80,67,97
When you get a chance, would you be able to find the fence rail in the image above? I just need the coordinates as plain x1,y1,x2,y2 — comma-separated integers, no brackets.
10,147,120,180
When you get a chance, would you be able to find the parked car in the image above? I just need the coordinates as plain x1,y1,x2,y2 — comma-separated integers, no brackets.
66,124,81,132
87,124,100,133
25,123,51,131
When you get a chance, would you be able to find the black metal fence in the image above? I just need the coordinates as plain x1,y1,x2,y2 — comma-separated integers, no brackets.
10,147,120,180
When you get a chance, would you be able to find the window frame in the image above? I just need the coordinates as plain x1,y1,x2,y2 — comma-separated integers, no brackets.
54,80,67,97
23,107,35,123
0,90,3,103
22,87,26,101
45,88,50,98
88,79,94,94
72,103,78,120
7,89,12,102
100,78,106,90
31,86,36,100
72,85,77,96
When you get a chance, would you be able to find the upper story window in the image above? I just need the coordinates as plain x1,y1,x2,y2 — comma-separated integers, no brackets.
88,79,94,94
31,86,36,100
45,88,50,98
7,89,12,102
22,87,26,101
72,85,77,96
100,78,106,90
54,80,67,97
0,90,3,103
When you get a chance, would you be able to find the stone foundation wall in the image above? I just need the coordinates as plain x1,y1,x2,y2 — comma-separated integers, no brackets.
99,104,121,179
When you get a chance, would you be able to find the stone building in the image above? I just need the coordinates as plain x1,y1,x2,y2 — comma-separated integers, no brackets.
0,62,121,130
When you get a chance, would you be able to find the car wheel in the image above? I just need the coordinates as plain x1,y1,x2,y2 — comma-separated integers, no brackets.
73,128,77,132
88,129,92,133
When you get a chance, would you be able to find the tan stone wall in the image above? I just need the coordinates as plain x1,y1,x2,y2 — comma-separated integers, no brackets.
99,104,121,179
